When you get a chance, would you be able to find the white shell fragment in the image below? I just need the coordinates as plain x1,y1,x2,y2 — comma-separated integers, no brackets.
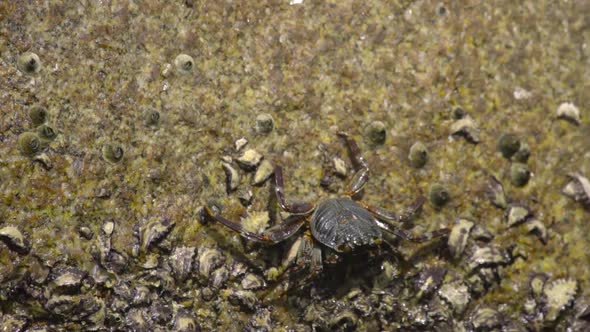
505,205,532,228
236,149,263,171
221,162,240,192
562,173,590,210
543,278,578,322
0,225,30,254
556,102,581,125
333,156,348,177
486,176,507,209
252,159,274,185
526,218,548,244
234,137,248,151
450,116,480,144
448,218,474,259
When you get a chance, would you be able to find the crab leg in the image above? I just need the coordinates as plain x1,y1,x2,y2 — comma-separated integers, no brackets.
362,197,426,224
338,132,370,196
204,206,306,244
274,165,315,215
375,219,450,243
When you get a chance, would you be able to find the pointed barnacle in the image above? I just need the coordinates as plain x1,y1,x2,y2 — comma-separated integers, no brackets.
36,124,58,141
562,173,590,210
543,278,578,322
197,248,225,280
467,245,509,272
236,149,263,171
102,144,124,164
470,307,502,331
139,217,175,253
510,162,531,187
429,183,450,208
221,161,240,192
448,218,474,259
173,310,200,332
497,133,520,159
29,105,48,127
252,159,274,185
526,218,548,244
486,176,507,209
450,116,480,144
438,281,471,314
169,246,196,282
556,102,581,125
0,225,30,254
255,113,275,135
17,51,42,74
505,204,532,227
144,109,160,127
364,120,387,146
414,267,447,299
408,141,428,168
18,132,42,157
174,54,194,75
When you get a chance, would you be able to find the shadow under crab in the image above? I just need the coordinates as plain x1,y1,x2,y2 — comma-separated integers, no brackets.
204,133,450,291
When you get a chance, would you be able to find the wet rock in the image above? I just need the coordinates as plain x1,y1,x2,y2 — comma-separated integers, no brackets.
139,217,175,253
448,218,474,259
543,278,578,322
562,173,590,210
252,159,274,185
556,102,581,125
222,162,240,192
505,204,532,227
236,149,263,171
170,246,196,282
486,176,507,209
438,281,471,314
0,225,30,254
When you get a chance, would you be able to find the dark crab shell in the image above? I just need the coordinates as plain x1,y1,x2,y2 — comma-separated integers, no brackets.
310,198,382,252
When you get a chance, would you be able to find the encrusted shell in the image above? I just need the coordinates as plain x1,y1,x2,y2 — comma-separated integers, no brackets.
468,246,509,271
448,218,474,259
414,267,447,299
562,173,590,210
0,225,30,254
173,310,199,332
241,273,266,290
224,289,258,311
48,268,87,293
470,307,502,331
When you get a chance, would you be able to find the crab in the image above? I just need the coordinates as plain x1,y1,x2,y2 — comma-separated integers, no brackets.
204,132,450,288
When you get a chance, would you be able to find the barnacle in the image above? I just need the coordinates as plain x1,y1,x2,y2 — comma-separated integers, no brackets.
510,162,530,187
145,109,161,127
364,121,386,146
429,183,450,208
174,54,194,74
37,124,58,141
255,113,274,134
17,51,41,74
18,132,42,156
29,105,48,127
497,133,521,159
409,141,428,168
102,144,125,164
